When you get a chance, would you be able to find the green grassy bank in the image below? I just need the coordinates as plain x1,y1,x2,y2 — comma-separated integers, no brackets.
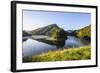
23,45,91,62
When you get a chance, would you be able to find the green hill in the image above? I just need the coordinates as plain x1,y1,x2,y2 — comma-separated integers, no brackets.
29,24,67,40
75,25,91,38
30,24,60,36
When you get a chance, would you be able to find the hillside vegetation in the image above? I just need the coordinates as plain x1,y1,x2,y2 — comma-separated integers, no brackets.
50,28,67,40
49,27,60,39
76,25,91,38
23,45,91,62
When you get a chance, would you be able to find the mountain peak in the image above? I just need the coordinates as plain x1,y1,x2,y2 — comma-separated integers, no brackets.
30,24,61,36
51,24,57,25
47,24,59,28
49,24,58,27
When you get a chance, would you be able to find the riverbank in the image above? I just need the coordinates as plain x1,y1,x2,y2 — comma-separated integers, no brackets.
23,45,91,62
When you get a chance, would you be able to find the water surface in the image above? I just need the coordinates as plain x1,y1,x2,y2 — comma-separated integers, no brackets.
23,36,84,57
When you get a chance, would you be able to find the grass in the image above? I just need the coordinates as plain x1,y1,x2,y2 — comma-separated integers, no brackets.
23,45,91,62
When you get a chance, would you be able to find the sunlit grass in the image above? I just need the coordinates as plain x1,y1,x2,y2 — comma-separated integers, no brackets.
23,45,91,62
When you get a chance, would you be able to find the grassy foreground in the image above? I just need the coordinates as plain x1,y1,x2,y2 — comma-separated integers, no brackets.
23,45,91,62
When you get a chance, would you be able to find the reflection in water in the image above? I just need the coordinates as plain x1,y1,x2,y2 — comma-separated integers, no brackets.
23,36,85,57
64,36,83,48
23,39,57,57
34,38,66,49
55,40,66,49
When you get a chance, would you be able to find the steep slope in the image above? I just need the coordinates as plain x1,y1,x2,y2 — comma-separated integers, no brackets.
30,24,61,36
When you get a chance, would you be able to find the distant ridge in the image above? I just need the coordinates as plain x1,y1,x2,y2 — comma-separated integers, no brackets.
23,30,32,36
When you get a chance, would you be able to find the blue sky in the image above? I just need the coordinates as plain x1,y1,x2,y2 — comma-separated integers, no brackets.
23,10,91,31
